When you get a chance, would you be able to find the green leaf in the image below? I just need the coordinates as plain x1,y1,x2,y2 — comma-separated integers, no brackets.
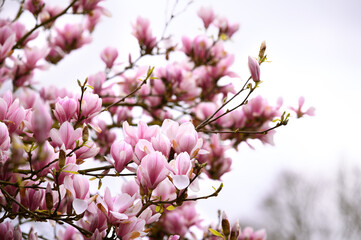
166,205,176,211
209,228,225,239
155,205,163,213
62,170,79,174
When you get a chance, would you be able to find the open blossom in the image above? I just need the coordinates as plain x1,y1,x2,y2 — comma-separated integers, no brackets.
77,92,102,121
162,119,203,156
132,16,157,53
49,121,82,149
98,187,136,224
64,175,90,214
168,152,192,190
88,71,106,95
53,24,91,53
0,91,26,134
216,17,240,38
248,56,260,82
238,227,267,240
290,96,315,118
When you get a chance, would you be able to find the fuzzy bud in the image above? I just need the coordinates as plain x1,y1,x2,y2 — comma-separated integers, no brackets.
222,211,231,238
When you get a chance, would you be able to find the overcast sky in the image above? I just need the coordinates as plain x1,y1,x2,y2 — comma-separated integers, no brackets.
3,0,361,228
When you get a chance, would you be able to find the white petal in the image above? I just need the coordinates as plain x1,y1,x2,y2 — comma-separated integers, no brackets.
173,175,190,190
189,178,200,192
73,198,88,214
110,210,128,220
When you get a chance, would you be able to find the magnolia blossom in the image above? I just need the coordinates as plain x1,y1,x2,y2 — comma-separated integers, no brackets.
54,96,78,123
290,96,315,118
110,140,134,172
137,151,170,190
132,16,157,53
248,56,260,82
197,6,216,29
100,47,118,69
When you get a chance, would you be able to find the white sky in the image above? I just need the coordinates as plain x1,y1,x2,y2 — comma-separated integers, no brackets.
2,0,361,230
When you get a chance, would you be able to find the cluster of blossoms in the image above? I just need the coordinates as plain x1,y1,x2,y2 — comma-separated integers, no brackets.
0,0,314,239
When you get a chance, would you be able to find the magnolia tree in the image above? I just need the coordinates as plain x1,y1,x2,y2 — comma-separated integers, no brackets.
0,0,314,239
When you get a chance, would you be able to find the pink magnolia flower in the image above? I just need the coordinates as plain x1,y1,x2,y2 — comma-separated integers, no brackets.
24,46,48,70
152,178,177,202
0,221,22,240
49,121,82,149
85,9,102,32
31,141,56,177
0,122,10,153
132,16,157,54
20,181,45,211
52,155,79,185
110,140,134,172
98,187,136,224
248,56,260,82
216,17,240,39
197,6,216,29
151,133,171,158
121,180,140,199
11,22,39,44
53,24,91,53
77,92,102,121
137,151,170,190
162,202,201,236
182,35,212,66
88,72,106,95
168,152,192,190
116,216,146,240
23,0,44,15
31,100,53,143
238,227,267,240
40,85,73,102
0,91,26,134
57,226,83,240
122,121,159,147
39,5,63,28
134,139,154,164
74,141,100,160
290,96,315,118
162,119,203,156
64,175,90,214
54,96,78,123
100,47,118,69
0,26,16,63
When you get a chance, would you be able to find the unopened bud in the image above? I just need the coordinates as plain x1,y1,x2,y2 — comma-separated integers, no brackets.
258,41,266,60
230,220,240,240
82,125,89,142
222,211,231,238
45,183,53,211
58,149,66,169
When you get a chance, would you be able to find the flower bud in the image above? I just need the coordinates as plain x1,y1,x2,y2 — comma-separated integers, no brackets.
221,211,231,238
82,125,89,142
248,56,260,82
45,183,53,211
258,41,266,60
58,149,66,169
